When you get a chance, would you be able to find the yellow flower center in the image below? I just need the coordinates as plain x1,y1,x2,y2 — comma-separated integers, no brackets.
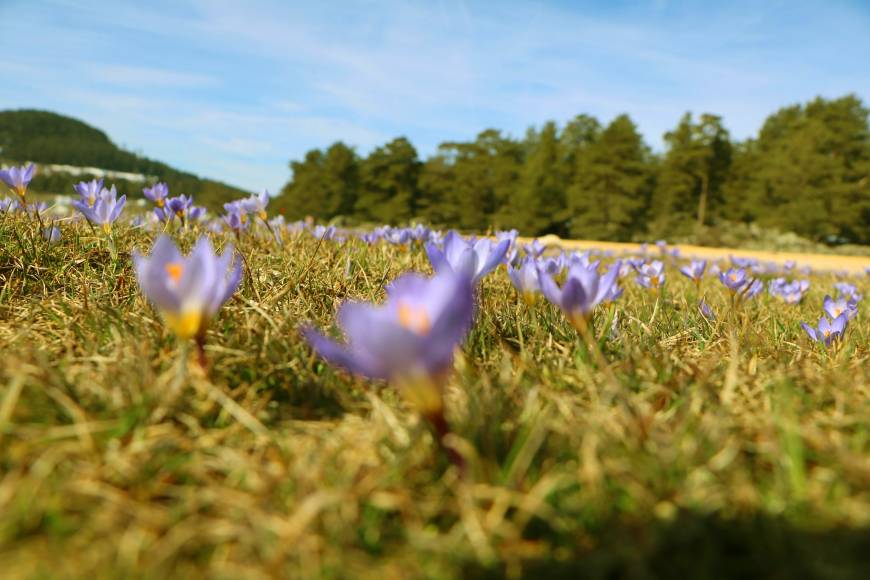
165,262,184,282
394,373,443,416
398,303,431,335
833,307,843,317
156,199,165,208
88,194,96,207
729,273,738,281
164,310,203,340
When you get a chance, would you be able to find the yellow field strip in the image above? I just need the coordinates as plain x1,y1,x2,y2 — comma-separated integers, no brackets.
528,235,870,275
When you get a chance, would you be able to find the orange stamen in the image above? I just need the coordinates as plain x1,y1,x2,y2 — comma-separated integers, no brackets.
165,262,183,282
398,303,431,335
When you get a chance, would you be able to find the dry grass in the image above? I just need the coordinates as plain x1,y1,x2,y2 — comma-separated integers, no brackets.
1,213,869,579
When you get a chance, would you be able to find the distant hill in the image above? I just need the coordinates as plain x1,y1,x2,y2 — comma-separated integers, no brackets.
0,109,249,208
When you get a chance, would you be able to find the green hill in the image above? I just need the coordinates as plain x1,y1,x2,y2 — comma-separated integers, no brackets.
0,109,249,208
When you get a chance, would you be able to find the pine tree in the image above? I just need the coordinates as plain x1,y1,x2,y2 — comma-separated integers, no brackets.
439,129,520,230
500,122,566,235
321,142,359,217
275,149,327,220
417,153,457,225
355,137,421,224
651,113,732,236
273,142,359,221
559,114,602,184
565,114,651,240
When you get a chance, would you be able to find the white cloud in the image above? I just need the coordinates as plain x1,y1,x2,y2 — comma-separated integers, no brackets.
85,64,218,88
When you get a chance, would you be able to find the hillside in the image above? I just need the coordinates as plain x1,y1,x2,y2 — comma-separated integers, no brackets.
0,109,249,208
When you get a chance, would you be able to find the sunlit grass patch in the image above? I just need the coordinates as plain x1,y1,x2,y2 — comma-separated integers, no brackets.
0,212,868,578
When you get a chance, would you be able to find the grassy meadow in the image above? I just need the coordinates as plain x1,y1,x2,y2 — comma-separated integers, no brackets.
1,212,869,579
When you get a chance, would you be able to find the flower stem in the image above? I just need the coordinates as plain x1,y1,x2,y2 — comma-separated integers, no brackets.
194,331,209,373
425,408,467,478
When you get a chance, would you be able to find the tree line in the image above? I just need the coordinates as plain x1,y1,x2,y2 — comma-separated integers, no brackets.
274,95,870,244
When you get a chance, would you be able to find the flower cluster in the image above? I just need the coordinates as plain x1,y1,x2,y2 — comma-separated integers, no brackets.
718,267,763,300
425,230,510,285
800,292,861,349
221,190,272,233
72,179,126,232
768,278,810,304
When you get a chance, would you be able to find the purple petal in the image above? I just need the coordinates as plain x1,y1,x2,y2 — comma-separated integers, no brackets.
302,326,386,379
425,242,450,274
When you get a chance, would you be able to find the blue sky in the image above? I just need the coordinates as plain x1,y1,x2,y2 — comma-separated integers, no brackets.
1,0,868,193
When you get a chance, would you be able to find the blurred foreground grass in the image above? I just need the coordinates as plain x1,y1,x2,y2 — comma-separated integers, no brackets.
0,215,868,579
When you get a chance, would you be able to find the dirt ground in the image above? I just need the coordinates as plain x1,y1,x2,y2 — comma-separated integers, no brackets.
531,235,870,275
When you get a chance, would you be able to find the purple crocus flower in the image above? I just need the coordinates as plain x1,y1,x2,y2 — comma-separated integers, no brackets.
507,258,541,305
739,278,764,301
23,201,48,216
619,258,641,278
359,231,381,244
241,189,270,221
801,314,848,348
133,235,242,340
719,268,749,292
143,182,170,208
425,230,510,284
223,200,249,232
538,255,564,276
524,239,545,258
42,225,61,243
303,269,474,416
698,298,716,320
187,206,207,222
565,251,599,271
165,195,193,222
153,207,170,223
635,260,665,289
385,228,412,246
496,230,519,263
823,294,859,321
223,211,246,232
769,278,810,304
539,262,621,329
679,260,707,284
0,163,36,201
313,224,336,240
408,224,427,242
72,184,126,233
731,256,756,269
73,179,104,207
833,282,861,300
0,196,17,213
